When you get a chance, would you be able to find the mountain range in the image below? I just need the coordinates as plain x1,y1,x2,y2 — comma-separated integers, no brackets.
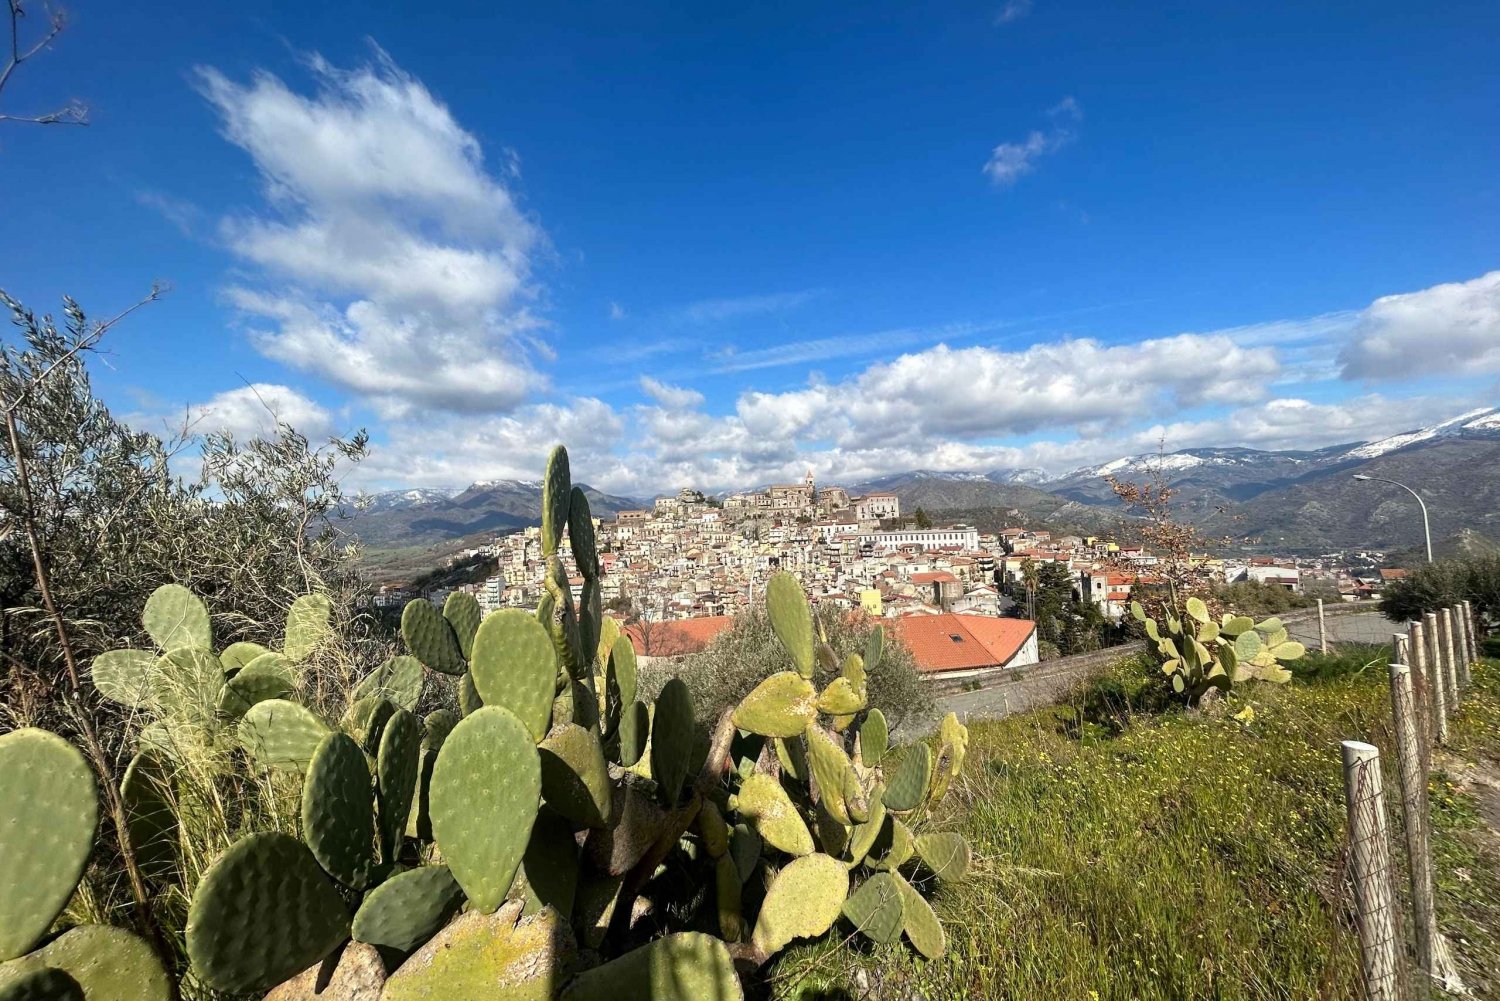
350,406,1500,559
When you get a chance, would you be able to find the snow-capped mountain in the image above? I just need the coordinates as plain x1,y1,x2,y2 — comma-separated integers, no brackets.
355,487,463,515
1343,406,1500,460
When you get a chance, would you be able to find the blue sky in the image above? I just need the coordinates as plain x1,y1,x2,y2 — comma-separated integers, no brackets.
2,0,1498,495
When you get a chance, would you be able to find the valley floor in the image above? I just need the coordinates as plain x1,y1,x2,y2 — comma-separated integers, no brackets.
776,645,1500,1000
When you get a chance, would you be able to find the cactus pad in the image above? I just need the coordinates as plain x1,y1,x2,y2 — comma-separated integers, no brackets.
559,931,741,1001
342,696,396,757
617,699,649,767
283,593,332,663
238,699,330,772
442,592,483,661
142,583,211,651
731,672,818,737
817,676,865,717
353,655,425,712
377,709,421,861
915,831,971,882
120,750,176,881
894,872,946,958
401,599,465,676
186,831,351,994
651,678,695,806
863,623,885,671
841,872,904,946
867,817,915,872
539,724,613,828
520,808,579,917
218,653,295,718
569,486,600,571
607,634,638,707
751,853,849,956
351,865,464,954
89,649,156,707
386,903,575,1001
846,791,888,867
151,647,224,725
429,707,541,912
928,713,969,807
458,671,483,716
219,641,269,675
766,572,814,678
732,773,813,856
541,445,572,557
302,732,377,889
716,853,745,941
584,781,666,876
470,608,557,742
804,725,854,824
881,742,931,813
0,729,98,962
859,709,888,767
19,925,171,1001
0,968,82,1001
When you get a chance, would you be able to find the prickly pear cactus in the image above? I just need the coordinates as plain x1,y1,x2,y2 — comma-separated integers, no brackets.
0,729,99,962
766,571,815,678
1131,599,1304,702
283,592,332,663
301,732,377,889
351,866,465,954
401,598,466,676
559,931,741,1001
751,854,849,956
470,608,557,741
732,671,818,737
4,926,172,1001
142,582,211,651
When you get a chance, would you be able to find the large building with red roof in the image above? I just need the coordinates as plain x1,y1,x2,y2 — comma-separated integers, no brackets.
890,613,1038,681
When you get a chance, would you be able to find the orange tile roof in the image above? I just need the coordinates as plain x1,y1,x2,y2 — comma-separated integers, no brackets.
623,615,735,658
890,614,1036,673
910,571,958,584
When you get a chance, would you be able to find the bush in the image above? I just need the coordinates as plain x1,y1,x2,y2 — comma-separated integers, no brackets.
643,604,934,736
1211,580,1315,618
1381,555,1500,625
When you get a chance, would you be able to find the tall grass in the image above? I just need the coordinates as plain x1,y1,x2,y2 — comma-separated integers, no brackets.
775,651,1500,1000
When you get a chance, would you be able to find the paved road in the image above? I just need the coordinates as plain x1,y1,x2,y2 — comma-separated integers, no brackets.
919,609,1391,734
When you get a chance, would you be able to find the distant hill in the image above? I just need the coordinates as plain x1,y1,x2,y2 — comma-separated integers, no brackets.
845,470,1118,535
346,479,637,550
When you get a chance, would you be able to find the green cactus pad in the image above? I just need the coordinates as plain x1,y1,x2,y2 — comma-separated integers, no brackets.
239,699,330,772
651,678,695,806
218,652,296,718
751,853,849,956
617,699,649,767
385,903,575,1001
867,817,915,872
520,808,579,917
566,486,599,576
817,676,865,716
841,651,867,688
814,801,851,857
597,617,622,674
560,931,741,1001
882,742,931,813
574,872,624,950
731,672,818,738
915,832,971,882
16,925,171,1001
0,729,99,962
422,710,458,754
352,865,464,954
606,635,638,708
458,671,483,717
842,872,904,946
894,872,946,959
584,781,666,876
928,713,969,807
698,800,730,858
151,647,224,724
430,707,541,912
302,732,376,889
539,724,613,829
401,599,466,676
142,583,211,651
766,572,815,678
859,709,889,767
578,577,602,672
89,649,156,707
469,608,557,742
186,831,351,994
120,750,176,881
775,735,807,781
219,641,270,675
804,725,854,824
442,592,483,661
541,445,572,557
730,823,762,883
284,593,332,663
352,655,425,712
378,708,422,861
847,791,888,867
863,624,885,671
716,853,745,941
342,696,396,757
732,773,814,856
0,968,82,1001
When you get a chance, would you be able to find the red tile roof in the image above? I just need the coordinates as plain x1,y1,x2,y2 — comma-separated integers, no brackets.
623,615,735,658
910,571,958,584
890,614,1036,673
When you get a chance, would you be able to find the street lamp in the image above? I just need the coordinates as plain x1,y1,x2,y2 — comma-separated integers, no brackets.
1352,474,1433,563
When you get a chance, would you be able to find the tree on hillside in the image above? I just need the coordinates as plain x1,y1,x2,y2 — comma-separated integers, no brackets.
913,506,933,529
1381,555,1500,626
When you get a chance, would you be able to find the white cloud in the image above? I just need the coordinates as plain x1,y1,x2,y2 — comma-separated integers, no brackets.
639,377,704,410
984,98,1080,186
1338,270,1500,380
609,301,626,321
198,50,545,416
994,0,1032,24
669,290,819,325
186,383,335,440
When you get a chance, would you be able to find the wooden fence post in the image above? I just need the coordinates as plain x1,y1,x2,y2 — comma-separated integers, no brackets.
1423,613,1449,745
1318,597,1329,655
1440,609,1459,702
1451,606,1472,689
1342,740,1404,1001
1409,620,1433,755
1388,662,1463,993
1463,600,1482,661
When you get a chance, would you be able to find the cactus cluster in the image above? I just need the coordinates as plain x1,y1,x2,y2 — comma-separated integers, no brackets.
1131,596,1305,702
7,445,969,999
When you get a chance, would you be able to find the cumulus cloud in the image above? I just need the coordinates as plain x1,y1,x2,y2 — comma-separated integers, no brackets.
1338,270,1500,380
199,50,545,416
994,0,1033,24
984,98,1080,186
186,383,335,440
639,377,705,410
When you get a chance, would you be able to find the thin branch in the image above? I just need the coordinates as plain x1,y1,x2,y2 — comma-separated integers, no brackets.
0,1,87,127
3,284,162,413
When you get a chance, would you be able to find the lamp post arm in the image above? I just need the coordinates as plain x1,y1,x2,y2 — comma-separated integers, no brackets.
1366,475,1433,563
